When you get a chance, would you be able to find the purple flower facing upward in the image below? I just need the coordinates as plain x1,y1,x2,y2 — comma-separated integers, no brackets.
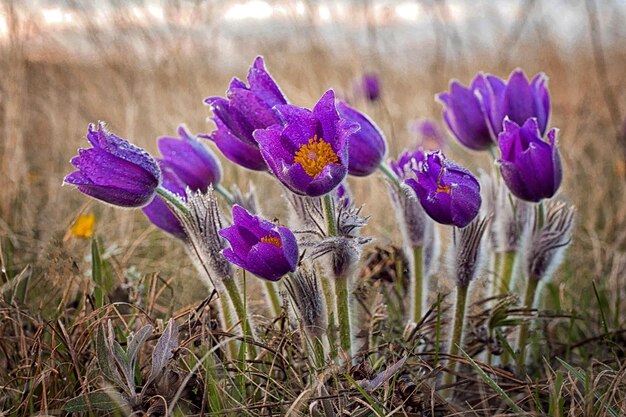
405,151,481,228
219,205,299,281
142,161,187,239
479,69,550,138
64,122,161,207
158,125,222,192
356,73,381,102
498,118,562,202
254,89,359,197
337,101,387,176
437,78,494,151
203,56,287,171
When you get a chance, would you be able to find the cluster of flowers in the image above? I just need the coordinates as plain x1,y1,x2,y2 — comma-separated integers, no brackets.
64,57,573,371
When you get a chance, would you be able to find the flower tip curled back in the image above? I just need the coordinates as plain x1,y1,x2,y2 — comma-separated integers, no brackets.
64,122,161,208
219,205,298,281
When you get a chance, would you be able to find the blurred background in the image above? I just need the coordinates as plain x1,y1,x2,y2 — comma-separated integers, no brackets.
0,0,625,314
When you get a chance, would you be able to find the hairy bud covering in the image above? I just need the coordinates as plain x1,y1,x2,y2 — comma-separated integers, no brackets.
524,201,575,281
285,269,327,337
450,216,490,288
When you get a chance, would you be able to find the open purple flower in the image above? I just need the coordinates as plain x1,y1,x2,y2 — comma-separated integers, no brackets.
254,89,358,197
405,151,481,228
203,56,287,171
158,125,222,192
337,101,387,176
142,161,187,239
498,118,562,202
437,78,493,151
479,69,550,138
64,122,161,207
219,205,298,281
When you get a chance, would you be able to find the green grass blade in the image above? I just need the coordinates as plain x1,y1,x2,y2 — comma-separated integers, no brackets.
459,348,525,414
556,357,619,417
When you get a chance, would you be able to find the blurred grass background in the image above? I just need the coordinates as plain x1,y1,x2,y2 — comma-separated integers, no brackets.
0,0,625,318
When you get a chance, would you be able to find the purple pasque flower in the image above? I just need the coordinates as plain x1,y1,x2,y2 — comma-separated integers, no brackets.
337,101,387,176
219,205,298,281
64,122,161,207
202,56,287,171
390,148,426,179
409,119,445,151
254,89,359,197
142,161,187,239
437,78,494,151
355,73,381,102
479,69,550,138
405,151,481,228
158,125,222,192
497,118,562,202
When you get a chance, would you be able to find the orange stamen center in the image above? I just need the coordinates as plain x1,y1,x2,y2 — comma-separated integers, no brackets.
436,184,452,194
293,135,339,178
261,235,282,248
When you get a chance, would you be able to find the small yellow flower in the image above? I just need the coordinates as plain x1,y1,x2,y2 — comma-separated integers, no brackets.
69,213,96,239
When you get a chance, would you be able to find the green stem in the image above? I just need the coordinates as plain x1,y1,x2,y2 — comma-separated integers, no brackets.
264,280,282,317
516,277,539,373
378,162,401,188
215,183,236,206
335,276,353,357
322,194,337,236
445,285,468,386
410,245,424,323
498,251,516,296
223,276,257,358
157,186,189,215
491,251,503,298
218,292,239,360
323,194,353,357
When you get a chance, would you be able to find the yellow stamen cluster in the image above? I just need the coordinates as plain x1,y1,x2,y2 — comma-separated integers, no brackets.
293,135,339,178
436,184,452,194
261,235,282,248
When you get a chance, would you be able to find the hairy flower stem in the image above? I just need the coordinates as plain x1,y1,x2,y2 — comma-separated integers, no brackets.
516,277,539,373
323,194,352,357
491,252,503,298
223,277,258,359
410,245,424,323
218,294,240,360
445,285,468,387
322,194,337,236
335,276,353,356
214,183,236,206
157,186,189,215
264,281,282,317
378,162,401,188
498,251,516,296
